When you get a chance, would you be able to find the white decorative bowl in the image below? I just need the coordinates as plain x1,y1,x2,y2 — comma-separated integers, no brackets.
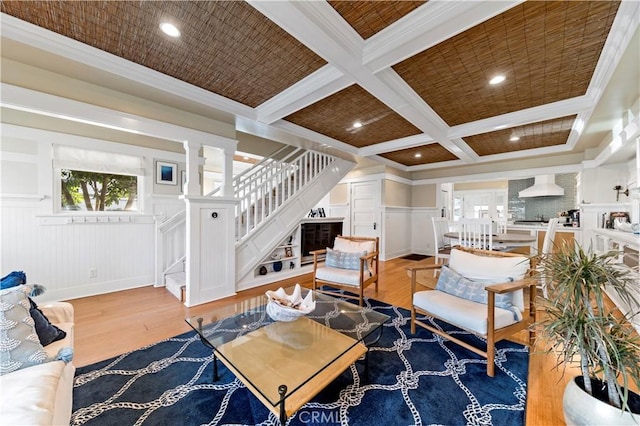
265,284,315,322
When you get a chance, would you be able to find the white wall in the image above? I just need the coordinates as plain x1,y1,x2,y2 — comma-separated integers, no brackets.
0,124,185,302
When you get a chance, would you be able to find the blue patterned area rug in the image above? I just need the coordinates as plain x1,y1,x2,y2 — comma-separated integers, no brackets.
71,294,528,425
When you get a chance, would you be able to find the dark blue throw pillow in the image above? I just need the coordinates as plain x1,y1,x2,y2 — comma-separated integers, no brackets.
29,298,66,346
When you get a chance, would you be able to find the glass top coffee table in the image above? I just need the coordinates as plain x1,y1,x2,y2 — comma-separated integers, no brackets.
185,287,390,424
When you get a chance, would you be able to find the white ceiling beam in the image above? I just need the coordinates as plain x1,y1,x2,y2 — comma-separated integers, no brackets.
255,65,353,124
365,154,411,172
250,1,482,163
407,158,469,172
269,120,360,155
358,134,435,157
364,0,524,71
448,96,593,139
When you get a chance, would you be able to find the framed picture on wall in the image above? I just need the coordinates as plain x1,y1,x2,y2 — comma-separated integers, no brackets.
156,161,177,185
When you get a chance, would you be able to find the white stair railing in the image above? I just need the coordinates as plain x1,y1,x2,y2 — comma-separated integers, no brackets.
204,145,297,198
234,149,335,242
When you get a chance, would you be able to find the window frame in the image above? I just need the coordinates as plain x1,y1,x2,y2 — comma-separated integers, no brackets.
56,168,144,214
52,145,146,215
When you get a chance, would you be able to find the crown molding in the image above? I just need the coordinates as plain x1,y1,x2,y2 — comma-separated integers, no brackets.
585,0,639,102
0,83,237,150
0,13,256,120
566,0,640,151
411,164,583,185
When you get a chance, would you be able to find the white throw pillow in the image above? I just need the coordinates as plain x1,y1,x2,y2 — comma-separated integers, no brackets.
333,237,375,255
448,248,530,310
435,265,522,320
0,286,48,375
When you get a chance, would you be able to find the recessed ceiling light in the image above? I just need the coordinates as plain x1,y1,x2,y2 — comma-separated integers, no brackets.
160,22,181,38
242,156,249,160
510,136,520,142
414,153,422,158
489,75,506,85
353,121,362,128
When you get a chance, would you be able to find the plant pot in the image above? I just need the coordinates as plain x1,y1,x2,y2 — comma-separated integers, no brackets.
563,376,640,425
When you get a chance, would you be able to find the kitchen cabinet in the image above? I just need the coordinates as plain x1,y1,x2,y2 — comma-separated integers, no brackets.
537,230,576,253
506,225,582,255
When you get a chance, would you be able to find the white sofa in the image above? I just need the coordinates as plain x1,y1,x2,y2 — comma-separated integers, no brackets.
0,302,75,425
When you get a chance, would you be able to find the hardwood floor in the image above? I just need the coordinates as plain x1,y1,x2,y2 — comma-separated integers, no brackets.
68,257,570,425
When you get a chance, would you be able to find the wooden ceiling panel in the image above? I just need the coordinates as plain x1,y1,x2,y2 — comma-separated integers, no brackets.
380,144,458,166
328,1,426,40
284,85,422,148
464,116,577,156
1,1,629,170
0,1,326,108
393,1,620,126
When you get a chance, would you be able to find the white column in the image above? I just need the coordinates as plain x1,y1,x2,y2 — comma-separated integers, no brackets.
222,147,235,197
183,140,202,197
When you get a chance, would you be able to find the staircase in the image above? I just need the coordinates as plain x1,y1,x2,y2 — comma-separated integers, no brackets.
233,149,353,281
156,147,354,298
155,209,187,298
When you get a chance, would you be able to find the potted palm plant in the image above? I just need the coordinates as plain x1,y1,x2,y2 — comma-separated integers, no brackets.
535,242,640,424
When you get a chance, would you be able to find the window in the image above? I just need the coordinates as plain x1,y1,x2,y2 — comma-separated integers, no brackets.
54,145,144,213
453,190,507,221
60,169,138,211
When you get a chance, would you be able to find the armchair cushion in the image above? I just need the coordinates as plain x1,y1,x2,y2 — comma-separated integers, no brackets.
448,248,529,310
315,266,361,287
413,290,519,335
435,265,521,320
325,248,367,271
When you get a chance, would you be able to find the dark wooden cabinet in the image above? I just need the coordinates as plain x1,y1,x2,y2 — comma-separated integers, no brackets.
300,221,343,264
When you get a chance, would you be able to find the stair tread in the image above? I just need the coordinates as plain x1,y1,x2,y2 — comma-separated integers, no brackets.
165,271,185,286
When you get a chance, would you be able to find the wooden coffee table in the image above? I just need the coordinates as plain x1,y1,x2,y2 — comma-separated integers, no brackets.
186,287,389,424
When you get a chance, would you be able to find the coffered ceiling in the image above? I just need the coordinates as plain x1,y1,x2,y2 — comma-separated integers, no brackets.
1,1,638,174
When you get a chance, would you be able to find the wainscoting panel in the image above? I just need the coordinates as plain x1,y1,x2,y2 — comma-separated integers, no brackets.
411,208,441,256
1,203,155,303
382,207,412,261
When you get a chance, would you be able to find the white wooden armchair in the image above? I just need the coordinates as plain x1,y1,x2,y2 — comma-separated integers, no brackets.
408,245,536,376
311,236,379,306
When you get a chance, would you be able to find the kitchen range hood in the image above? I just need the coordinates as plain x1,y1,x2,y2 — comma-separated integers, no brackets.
518,175,565,198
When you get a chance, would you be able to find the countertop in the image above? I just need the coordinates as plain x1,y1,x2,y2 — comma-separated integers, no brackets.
507,223,582,231
300,217,344,223
592,228,640,248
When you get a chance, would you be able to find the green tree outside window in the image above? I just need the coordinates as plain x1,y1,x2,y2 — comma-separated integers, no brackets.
61,169,137,211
